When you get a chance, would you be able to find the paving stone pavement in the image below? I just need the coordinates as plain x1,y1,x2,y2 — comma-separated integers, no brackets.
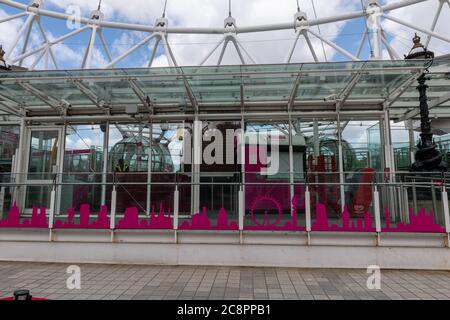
0,262,449,300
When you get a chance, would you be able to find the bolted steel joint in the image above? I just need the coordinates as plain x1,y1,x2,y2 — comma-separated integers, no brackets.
224,16,236,29
29,0,43,9
90,10,104,24
155,17,168,29
294,10,308,31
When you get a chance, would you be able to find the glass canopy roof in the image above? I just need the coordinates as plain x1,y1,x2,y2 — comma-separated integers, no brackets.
0,59,449,120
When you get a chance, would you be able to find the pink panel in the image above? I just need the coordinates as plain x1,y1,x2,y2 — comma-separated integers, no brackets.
0,202,48,228
54,204,109,229
244,196,305,231
382,207,445,233
179,207,238,230
312,203,375,232
116,203,173,229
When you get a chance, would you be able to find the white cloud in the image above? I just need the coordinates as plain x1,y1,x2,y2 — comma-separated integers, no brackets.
65,125,105,149
52,42,83,67
382,0,450,57
108,126,124,147
0,8,26,57
151,53,170,67
66,136,93,149
90,46,109,68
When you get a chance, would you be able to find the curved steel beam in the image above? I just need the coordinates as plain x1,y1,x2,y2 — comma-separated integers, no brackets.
0,0,429,35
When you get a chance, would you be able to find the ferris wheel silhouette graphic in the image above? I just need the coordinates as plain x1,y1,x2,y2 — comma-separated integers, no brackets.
249,196,284,227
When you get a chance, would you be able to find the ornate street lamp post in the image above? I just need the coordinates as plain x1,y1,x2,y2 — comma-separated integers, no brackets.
405,34,446,172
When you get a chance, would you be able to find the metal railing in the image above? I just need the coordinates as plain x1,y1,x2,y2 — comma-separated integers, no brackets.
0,171,449,237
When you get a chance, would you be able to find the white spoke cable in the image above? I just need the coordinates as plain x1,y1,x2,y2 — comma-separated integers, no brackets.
425,0,444,47
310,0,328,61
304,31,319,62
36,19,59,69
8,25,90,64
0,11,26,24
147,36,161,68
18,14,34,66
199,36,226,66
4,13,34,60
307,29,359,61
97,29,113,63
103,33,156,69
356,26,368,58
234,37,257,64
383,14,450,44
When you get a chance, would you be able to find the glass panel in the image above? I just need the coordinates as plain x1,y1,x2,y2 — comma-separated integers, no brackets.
299,119,343,231
148,122,185,228
105,122,185,228
25,130,59,210
295,63,359,101
179,120,240,229
381,174,446,233
114,178,148,226
185,65,242,104
390,121,419,172
27,130,59,180
242,65,296,104
1,186,48,228
178,173,191,218
108,124,148,224
348,61,418,100
0,60,431,112
56,125,106,228
244,121,301,230
367,122,384,172
0,126,20,216
25,185,52,209
0,125,20,174
108,123,177,174
339,121,379,231
0,186,14,220
180,179,239,231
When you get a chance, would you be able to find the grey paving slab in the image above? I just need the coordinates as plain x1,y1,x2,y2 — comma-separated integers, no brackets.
0,261,449,300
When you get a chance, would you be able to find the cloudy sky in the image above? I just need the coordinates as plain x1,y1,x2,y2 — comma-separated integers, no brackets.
0,0,449,69
0,0,447,149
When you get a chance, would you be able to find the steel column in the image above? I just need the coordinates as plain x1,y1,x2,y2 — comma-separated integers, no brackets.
82,26,98,69
101,122,109,206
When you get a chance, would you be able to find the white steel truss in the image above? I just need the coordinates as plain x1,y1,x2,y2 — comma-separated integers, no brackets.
0,0,448,71
0,0,449,129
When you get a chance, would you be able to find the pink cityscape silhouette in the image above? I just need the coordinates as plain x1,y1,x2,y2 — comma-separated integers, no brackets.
0,202,48,228
311,203,444,233
179,207,238,230
0,197,446,233
54,204,109,229
382,207,445,233
312,203,376,232
116,203,173,229
244,196,305,231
